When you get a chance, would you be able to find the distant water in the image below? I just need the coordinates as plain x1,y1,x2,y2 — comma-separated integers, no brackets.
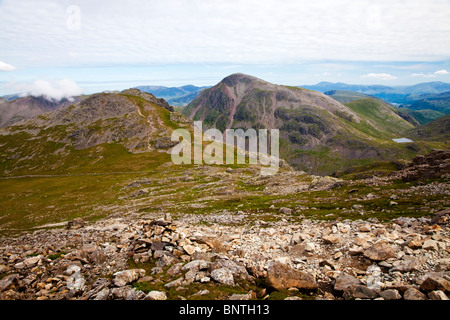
392,138,413,143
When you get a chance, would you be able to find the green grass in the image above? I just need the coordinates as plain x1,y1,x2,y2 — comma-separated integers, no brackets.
0,173,139,232
345,98,414,138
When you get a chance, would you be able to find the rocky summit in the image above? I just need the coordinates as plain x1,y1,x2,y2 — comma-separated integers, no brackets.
0,206,449,300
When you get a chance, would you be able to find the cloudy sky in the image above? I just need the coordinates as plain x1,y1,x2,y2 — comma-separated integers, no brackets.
1,0,450,97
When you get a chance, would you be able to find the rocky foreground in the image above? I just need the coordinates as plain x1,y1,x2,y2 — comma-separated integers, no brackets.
0,207,449,300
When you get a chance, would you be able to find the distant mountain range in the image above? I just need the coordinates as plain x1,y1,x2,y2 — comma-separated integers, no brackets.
303,81,450,96
134,84,209,106
322,90,448,125
303,81,450,106
134,81,450,124
0,74,447,176
303,81,450,125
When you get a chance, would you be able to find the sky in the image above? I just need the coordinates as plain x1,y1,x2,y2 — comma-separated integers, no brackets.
1,0,450,98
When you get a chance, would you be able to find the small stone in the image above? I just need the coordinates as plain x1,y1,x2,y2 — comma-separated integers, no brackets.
183,245,197,255
428,290,449,300
23,255,41,268
181,260,209,272
333,252,343,260
380,289,402,300
420,276,450,292
229,293,252,300
111,286,144,300
322,235,339,244
319,259,336,270
349,246,364,256
211,268,235,286
167,263,183,276
145,291,167,300
353,236,368,246
403,287,427,300
352,285,378,299
266,262,317,291
65,265,81,275
113,269,146,287
279,207,292,215
156,253,179,268
304,242,315,252
334,273,361,291
67,218,85,229
408,236,422,249
422,240,438,251
94,288,110,300
198,289,212,297
363,242,395,261
390,257,422,273
0,274,18,293
164,277,184,288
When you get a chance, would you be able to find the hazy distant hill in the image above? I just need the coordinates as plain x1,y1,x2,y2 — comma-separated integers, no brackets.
303,81,450,105
407,91,450,113
324,90,378,104
0,96,76,128
135,84,209,106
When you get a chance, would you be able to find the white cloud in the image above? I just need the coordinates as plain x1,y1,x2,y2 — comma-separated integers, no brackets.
0,0,449,67
434,69,449,75
8,79,83,101
412,69,449,78
412,73,436,78
361,73,397,80
0,61,16,72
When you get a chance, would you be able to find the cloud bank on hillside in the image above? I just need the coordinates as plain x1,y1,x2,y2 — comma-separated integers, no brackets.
9,79,83,101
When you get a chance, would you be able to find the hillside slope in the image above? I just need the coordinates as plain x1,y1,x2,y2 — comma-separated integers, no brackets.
406,114,450,142
0,96,75,128
324,90,376,104
0,89,186,177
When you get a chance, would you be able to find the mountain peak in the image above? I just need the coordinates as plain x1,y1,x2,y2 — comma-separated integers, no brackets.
221,73,263,87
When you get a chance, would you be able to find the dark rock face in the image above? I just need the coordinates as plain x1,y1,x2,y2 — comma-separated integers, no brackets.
397,149,450,181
